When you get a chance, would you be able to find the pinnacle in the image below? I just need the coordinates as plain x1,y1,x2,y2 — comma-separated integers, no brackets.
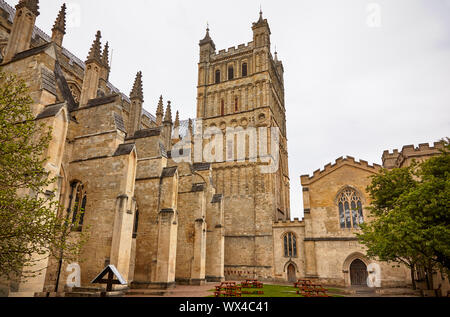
188,119,193,135
16,0,40,16
86,31,102,63
130,71,144,101
156,95,164,115
164,101,172,123
102,42,110,67
52,3,66,34
199,24,215,49
174,111,180,128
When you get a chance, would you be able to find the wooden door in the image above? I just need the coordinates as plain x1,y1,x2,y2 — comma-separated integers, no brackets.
350,259,368,286
287,264,296,283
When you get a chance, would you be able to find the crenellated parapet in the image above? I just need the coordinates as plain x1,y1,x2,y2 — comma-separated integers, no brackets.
273,218,304,227
211,42,254,61
301,156,382,185
382,141,445,169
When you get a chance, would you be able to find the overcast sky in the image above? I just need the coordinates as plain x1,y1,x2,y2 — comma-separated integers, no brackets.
20,0,450,220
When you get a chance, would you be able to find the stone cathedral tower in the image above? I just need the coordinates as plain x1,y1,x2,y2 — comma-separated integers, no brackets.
196,11,291,280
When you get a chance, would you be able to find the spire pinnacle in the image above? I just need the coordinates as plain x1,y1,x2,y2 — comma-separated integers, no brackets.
188,119,193,136
86,31,102,62
199,23,215,50
52,3,66,34
157,95,164,114
16,0,40,16
174,111,180,128
156,95,164,126
102,42,110,67
164,101,172,123
130,71,144,101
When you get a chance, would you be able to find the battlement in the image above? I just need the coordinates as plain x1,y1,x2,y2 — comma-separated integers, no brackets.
273,218,304,226
301,156,382,184
382,149,400,160
383,141,445,160
211,42,254,60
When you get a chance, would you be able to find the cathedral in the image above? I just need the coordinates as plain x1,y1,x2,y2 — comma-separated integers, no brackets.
0,0,446,297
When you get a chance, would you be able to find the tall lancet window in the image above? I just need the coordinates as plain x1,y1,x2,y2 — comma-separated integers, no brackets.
215,70,221,84
228,66,234,80
69,182,87,232
283,232,297,258
337,188,364,229
242,63,248,77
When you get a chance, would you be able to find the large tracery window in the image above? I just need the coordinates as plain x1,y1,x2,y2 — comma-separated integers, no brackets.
338,188,364,229
283,232,297,258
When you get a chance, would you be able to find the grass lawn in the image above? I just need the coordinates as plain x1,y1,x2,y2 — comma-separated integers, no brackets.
208,284,345,298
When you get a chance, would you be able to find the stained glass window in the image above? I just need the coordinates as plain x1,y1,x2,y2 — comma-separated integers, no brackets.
337,188,364,229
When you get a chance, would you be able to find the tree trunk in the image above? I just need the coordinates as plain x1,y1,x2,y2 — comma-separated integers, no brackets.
425,265,434,290
410,264,416,290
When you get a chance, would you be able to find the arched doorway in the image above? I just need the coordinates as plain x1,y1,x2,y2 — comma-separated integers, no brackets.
350,259,368,286
287,264,296,283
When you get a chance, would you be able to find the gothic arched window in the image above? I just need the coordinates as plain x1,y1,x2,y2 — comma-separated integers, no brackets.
228,66,234,80
242,63,248,77
220,99,225,116
234,97,239,112
337,188,364,229
283,232,297,258
69,182,87,232
215,70,221,84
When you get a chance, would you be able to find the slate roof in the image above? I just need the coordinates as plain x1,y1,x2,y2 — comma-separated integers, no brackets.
114,112,126,133
113,143,136,157
161,166,178,178
35,102,66,120
211,194,223,203
127,127,162,140
193,163,211,171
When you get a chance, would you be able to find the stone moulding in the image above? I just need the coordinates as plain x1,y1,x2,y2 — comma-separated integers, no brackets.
304,237,358,242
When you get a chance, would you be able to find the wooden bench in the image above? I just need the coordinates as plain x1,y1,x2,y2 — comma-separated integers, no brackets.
214,282,242,297
241,279,264,289
294,280,329,297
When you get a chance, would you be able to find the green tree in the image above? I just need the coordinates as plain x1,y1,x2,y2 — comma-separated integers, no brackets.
0,71,87,284
357,139,450,290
